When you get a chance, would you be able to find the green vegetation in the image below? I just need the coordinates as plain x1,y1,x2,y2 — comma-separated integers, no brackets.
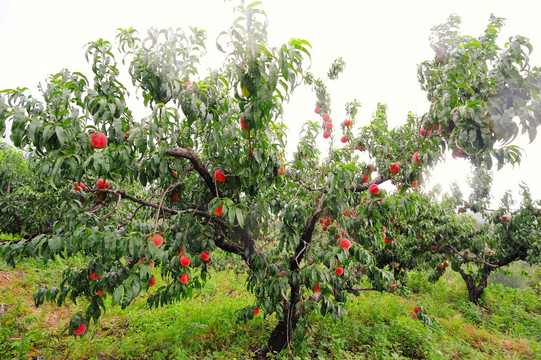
0,1,540,357
1,256,539,359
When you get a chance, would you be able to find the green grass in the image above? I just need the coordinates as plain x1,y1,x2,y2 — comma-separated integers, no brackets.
0,257,539,359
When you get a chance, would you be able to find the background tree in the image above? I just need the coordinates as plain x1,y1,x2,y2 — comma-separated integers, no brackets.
0,143,29,235
442,181,541,304
1,2,540,357
0,143,61,237
376,168,541,304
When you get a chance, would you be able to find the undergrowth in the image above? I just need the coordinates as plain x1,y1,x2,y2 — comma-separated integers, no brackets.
0,257,539,359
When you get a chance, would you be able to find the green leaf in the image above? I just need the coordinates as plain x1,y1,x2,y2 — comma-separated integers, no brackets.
28,117,41,145
104,232,116,253
236,207,245,229
246,1,262,9
48,236,62,253
49,156,64,189
113,285,124,305
228,205,236,226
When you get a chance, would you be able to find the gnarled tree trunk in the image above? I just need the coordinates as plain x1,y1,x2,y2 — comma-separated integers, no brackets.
254,188,330,359
255,285,302,359
458,266,491,304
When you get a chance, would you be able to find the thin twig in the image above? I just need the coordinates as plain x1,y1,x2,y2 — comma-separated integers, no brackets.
117,204,144,229
347,287,378,292
99,192,122,227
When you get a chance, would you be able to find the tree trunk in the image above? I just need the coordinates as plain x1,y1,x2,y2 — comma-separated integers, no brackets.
253,188,328,359
263,312,299,355
254,285,301,359
458,267,491,304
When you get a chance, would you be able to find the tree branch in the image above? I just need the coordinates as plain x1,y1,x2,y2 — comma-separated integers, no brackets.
351,174,391,192
88,188,245,257
290,186,330,271
165,147,221,198
447,241,499,268
99,192,122,227
117,204,145,229
166,146,256,259
347,287,378,292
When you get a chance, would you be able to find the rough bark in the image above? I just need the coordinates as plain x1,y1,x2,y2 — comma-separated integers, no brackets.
165,147,221,198
458,267,491,304
257,285,302,358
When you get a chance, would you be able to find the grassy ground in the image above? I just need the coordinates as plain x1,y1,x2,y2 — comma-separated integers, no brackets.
0,256,539,359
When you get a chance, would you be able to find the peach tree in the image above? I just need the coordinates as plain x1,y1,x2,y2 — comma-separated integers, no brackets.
422,171,540,304
0,143,61,237
0,143,31,235
1,3,540,356
370,169,541,305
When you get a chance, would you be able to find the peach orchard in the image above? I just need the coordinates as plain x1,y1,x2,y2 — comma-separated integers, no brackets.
1,2,540,357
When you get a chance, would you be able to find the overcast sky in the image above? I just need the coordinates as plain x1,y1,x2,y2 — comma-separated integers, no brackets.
1,0,540,207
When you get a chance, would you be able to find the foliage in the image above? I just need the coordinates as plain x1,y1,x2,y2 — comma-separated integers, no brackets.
418,14,541,169
1,259,539,359
489,261,540,289
374,172,541,304
0,143,61,237
0,142,30,194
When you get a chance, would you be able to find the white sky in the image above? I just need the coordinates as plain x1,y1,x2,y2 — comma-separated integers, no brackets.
1,0,540,207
